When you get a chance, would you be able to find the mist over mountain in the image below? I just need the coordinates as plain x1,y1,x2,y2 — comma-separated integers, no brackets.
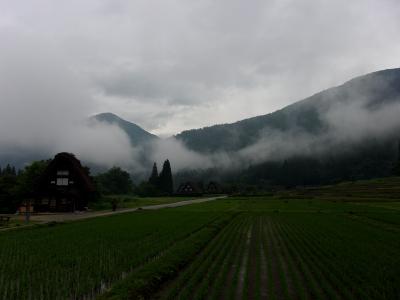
2,68,400,185
171,68,400,185
176,68,400,154
91,113,158,146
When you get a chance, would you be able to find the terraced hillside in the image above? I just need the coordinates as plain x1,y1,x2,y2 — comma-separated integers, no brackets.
289,176,400,201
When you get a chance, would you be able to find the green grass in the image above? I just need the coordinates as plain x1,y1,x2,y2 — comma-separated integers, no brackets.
1,193,400,299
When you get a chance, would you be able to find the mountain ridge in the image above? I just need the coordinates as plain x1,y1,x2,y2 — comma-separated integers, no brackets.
92,112,158,145
175,67,400,153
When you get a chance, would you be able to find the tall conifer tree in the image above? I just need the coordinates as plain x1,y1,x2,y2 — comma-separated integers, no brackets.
148,162,159,186
395,139,400,175
159,159,173,195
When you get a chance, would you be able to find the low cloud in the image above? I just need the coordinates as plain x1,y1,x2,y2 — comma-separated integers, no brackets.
0,32,135,169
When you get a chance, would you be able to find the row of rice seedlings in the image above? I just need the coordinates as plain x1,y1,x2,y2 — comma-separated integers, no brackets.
266,217,308,300
263,217,294,300
176,217,246,299
90,213,229,296
277,218,347,300
207,216,252,300
290,216,377,299
254,218,263,300
91,214,235,299
160,215,245,299
97,216,233,300
272,218,328,300
259,217,277,300
230,217,253,300
0,211,226,299
266,216,305,300
242,216,262,300
219,216,252,300
292,216,370,295
288,213,400,299
192,217,250,300
261,218,285,300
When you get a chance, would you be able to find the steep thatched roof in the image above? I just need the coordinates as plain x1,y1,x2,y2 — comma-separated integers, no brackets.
36,152,95,193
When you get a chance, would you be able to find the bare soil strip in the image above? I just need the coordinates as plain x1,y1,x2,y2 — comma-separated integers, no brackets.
235,223,253,299
223,217,251,300
263,219,285,300
268,218,298,300
259,237,269,300
271,220,308,300
246,216,261,300
275,221,324,300
207,217,248,300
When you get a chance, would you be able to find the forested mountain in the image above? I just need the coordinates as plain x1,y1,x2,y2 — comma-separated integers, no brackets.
174,68,400,186
175,68,400,153
92,113,158,146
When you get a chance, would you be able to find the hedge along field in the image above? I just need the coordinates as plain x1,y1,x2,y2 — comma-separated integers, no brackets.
0,207,233,300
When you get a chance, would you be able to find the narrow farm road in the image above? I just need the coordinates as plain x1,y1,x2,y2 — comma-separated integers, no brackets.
11,195,227,225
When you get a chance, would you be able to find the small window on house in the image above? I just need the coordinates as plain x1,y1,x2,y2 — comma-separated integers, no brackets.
57,170,69,176
56,178,69,186
50,180,55,184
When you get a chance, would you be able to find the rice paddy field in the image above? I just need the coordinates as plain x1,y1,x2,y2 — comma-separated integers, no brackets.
1,191,400,299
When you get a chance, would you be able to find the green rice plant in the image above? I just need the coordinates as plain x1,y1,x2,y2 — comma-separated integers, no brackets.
98,216,233,300
208,216,250,300
176,217,245,299
192,220,245,300
0,209,229,299
267,217,308,300
160,215,244,299
275,218,328,300
230,218,253,300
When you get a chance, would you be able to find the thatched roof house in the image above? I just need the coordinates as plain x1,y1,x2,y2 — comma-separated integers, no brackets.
34,153,96,212
206,181,223,194
176,181,203,196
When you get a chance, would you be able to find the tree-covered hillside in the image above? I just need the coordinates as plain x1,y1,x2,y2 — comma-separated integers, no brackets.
175,68,400,153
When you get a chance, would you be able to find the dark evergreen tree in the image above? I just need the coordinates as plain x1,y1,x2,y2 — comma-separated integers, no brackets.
159,159,173,195
148,162,159,186
3,164,16,176
394,139,400,175
0,164,18,213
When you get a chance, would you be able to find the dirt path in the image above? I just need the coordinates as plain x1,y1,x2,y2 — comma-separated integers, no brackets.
2,196,227,230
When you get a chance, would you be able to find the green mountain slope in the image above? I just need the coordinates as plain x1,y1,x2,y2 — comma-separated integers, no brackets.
175,68,400,153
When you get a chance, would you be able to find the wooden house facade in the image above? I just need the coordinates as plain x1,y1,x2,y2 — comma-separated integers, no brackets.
34,153,96,212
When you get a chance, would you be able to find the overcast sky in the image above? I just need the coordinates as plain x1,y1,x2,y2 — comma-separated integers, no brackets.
1,0,400,137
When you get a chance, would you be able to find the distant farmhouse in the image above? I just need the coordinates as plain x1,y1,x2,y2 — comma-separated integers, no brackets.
176,181,222,196
176,182,203,196
33,153,96,212
206,181,223,194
